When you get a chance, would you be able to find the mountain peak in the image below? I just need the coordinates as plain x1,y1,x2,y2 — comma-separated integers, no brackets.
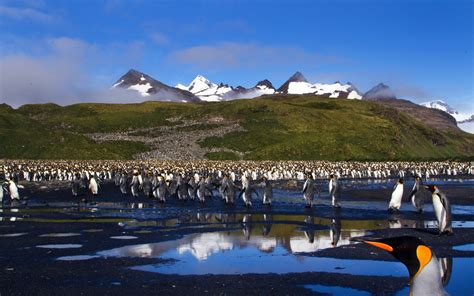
363,83,396,100
112,69,200,102
255,79,274,89
277,71,308,93
288,71,307,83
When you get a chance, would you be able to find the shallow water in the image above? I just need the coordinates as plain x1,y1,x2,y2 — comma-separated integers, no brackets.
303,284,371,296
1,177,473,295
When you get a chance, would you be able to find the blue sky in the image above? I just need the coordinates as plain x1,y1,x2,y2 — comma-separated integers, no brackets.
0,0,472,110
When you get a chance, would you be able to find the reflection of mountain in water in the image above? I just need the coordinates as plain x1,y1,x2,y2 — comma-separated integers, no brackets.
99,214,435,262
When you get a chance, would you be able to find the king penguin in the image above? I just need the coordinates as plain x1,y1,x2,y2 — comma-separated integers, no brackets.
7,178,20,200
329,174,340,208
425,185,453,235
89,175,99,196
409,176,425,213
388,178,404,212
363,236,448,296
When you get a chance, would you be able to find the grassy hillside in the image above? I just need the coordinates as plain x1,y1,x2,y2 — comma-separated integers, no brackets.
1,95,473,160
0,104,149,159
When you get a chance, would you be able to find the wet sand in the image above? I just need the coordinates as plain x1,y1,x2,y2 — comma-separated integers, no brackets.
1,179,473,295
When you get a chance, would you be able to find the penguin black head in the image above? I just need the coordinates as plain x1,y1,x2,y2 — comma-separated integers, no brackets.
329,174,334,179
398,178,404,184
425,185,438,193
363,236,432,278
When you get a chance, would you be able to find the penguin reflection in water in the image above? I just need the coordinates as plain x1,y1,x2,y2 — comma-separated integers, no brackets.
363,236,448,296
388,178,404,213
304,216,315,243
425,185,453,235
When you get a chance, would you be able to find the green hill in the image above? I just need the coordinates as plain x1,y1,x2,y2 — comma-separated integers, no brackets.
1,95,473,160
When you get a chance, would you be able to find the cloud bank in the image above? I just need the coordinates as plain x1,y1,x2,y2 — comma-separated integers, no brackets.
168,42,343,71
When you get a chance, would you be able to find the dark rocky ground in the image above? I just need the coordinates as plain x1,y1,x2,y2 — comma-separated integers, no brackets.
0,179,473,296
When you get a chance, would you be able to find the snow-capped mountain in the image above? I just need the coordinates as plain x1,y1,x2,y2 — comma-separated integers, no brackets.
113,69,199,102
420,100,474,134
176,75,233,102
420,100,472,122
363,83,397,100
276,72,362,99
176,75,276,102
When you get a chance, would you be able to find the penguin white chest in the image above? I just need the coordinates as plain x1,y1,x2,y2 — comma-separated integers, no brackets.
432,195,446,229
9,183,20,199
389,184,403,208
412,256,445,296
89,180,98,194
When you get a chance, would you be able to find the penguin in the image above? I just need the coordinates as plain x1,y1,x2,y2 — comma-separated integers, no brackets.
218,175,228,201
0,181,5,203
119,173,128,195
71,173,81,197
425,185,453,235
388,178,404,212
409,176,425,213
187,176,197,201
155,176,168,203
175,174,189,201
196,177,212,203
7,179,20,200
130,172,140,197
302,175,317,208
222,175,238,205
258,176,273,206
238,176,258,207
328,174,340,208
89,175,99,196
141,173,153,198
363,236,448,296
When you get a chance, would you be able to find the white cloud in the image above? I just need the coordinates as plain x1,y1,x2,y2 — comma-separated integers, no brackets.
168,42,343,71
149,32,170,46
0,5,55,23
0,37,150,107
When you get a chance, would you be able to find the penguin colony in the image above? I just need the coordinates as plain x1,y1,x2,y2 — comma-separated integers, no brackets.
1,160,470,235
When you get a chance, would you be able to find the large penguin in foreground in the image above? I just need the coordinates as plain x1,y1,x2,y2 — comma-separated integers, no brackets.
363,236,448,296
388,178,404,212
425,185,453,235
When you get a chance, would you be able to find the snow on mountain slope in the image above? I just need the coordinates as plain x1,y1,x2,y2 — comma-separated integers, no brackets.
420,100,472,122
287,81,362,99
176,75,233,102
112,69,200,102
420,100,474,134
176,75,276,101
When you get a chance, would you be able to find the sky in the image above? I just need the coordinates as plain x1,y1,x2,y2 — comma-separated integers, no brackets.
0,0,472,111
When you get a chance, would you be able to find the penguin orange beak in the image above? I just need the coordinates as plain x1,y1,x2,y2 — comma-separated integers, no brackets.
363,240,394,252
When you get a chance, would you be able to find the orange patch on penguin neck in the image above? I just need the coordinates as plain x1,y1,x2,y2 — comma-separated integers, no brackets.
415,245,432,277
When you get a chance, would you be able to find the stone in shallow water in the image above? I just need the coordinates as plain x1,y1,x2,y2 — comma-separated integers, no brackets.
39,233,81,237
36,244,82,249
110,235,138,240
56,255,99,261
0,233,28,237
